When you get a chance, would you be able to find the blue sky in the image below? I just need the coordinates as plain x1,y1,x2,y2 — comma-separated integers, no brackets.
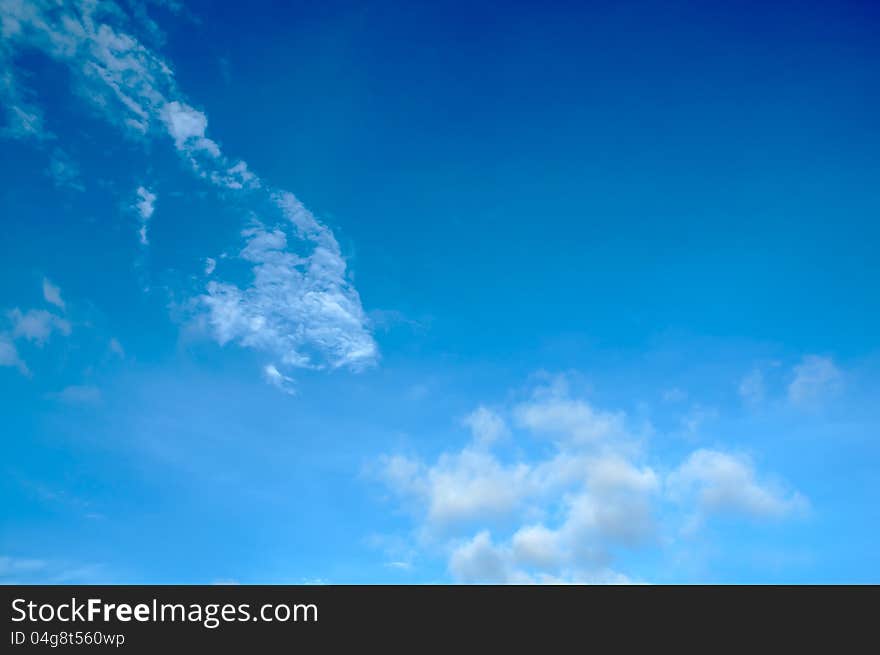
1,0,878,584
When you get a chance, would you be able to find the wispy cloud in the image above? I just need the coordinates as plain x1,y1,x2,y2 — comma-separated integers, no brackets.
8,308,71,345
133,185,156,245
668,449,808,531
0,334,28,375
46,148,84,191
0,0,377,386
262,363,296,396
788,355,842,408
1,280,72,376
42,277,65,310
0,555,105,584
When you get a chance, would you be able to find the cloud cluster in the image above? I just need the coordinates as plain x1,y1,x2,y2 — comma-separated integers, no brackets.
0,278,71,376
377,376,807,583
0,0,377,382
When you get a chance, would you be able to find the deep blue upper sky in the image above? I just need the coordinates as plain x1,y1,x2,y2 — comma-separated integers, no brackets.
0,0,878,584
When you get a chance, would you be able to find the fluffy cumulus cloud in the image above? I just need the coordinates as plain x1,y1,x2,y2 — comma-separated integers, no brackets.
0,0,377,383
377,376,807,584
667,449,808,531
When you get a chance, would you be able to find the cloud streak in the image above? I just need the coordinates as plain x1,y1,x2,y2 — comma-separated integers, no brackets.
0,0,377,380
133,185,156,245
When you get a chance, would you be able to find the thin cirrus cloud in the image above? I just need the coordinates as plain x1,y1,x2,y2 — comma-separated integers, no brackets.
0,0,377,379
788,355,842,407
376,375,806,584
262,363,296,396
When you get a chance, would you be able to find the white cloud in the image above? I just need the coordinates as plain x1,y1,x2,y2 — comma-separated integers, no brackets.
0,334,28,375
380,449,530,526
377,376,806,583
2,282,74,375
8,308,71,345
202,222,377,372
134,185,155,219
262,363,296,396
0,0,377,383
668,449,808,526
42,278,64,310
788,355,842,407
449,531,513,583
448,531,636,585
514,395,627,445
511,524,562,569
161,100,209,149
133,185,156,244
204,257,216,275
462,406,507,446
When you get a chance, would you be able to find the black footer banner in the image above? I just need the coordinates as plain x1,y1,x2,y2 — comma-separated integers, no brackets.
2,585,875,651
